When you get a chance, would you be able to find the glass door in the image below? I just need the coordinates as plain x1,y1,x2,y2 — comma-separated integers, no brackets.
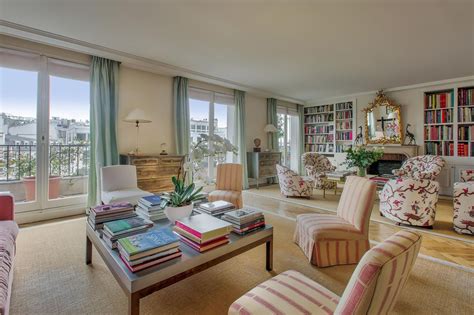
277,107,300,172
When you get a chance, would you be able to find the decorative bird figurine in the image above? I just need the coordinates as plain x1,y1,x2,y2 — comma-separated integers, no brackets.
405,123,416,145
355,126,363,145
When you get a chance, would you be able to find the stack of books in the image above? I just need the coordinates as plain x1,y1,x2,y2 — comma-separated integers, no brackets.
117,228,181,273
368,176,391,190
102,217,154,249
222,208,265,235
88,202,136,230
173,214,232,252
136,195,166,221
325,170,355,181
195,200,235,217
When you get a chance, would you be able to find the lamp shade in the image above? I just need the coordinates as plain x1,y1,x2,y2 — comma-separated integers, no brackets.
264,124,278,133
123,108,152,123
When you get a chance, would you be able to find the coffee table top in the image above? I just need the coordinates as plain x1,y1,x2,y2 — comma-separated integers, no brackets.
86,217,273,293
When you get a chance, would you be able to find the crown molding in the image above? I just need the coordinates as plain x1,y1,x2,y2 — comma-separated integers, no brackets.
0,20,304,104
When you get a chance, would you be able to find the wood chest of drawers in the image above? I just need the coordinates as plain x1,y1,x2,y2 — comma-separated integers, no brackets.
120,154,185,194
247,152,282,188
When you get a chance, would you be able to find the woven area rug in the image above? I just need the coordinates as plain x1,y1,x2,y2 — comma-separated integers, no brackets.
12,215,473,315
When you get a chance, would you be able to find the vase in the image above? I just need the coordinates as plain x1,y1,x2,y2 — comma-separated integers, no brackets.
357,167,367,177
164,203,194,224
23,176,61,201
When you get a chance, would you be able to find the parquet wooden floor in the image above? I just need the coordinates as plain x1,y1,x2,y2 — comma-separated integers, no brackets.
243,190,474,269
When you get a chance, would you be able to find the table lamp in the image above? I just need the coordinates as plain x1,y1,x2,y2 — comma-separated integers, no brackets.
123,108,152,155
264,124,278,152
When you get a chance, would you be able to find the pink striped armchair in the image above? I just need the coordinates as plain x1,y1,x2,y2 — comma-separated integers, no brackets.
229,230,422,315
294,176,376,267
453,170,474,235
208,163,243,208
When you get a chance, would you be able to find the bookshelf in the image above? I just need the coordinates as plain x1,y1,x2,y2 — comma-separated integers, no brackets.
423,87,474,157
304,101,355,155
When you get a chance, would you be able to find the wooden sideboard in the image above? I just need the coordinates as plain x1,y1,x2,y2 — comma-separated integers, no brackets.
120,154,185,194
247,152,281,188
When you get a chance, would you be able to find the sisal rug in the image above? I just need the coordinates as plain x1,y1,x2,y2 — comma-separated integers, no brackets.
246,185,473,242
12,215,473,315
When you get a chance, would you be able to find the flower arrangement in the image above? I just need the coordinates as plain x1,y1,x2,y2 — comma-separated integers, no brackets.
344,146,384,176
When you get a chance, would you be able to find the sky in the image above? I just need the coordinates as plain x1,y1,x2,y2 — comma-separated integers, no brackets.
190,98,228,128
0,67,90,121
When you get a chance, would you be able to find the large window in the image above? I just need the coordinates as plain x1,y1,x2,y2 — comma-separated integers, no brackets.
0,48,90,212
189,88,235,183
277,106,300,172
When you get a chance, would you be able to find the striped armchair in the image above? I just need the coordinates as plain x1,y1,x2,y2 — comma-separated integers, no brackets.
208,163,243,208
229,230,422,315
294,176,376,267
453,170,474,235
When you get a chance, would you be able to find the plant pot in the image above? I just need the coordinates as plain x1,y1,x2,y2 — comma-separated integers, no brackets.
357,167,367,177
164,203,194,224
23,176,61,201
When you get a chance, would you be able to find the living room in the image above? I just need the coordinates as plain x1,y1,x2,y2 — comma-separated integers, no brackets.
0,1,473,315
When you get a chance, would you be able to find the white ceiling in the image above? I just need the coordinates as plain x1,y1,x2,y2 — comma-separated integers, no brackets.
1,0,473,101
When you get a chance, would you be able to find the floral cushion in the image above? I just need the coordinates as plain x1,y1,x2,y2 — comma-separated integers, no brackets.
392,155,445,181
379,177,440,227
302,153,336,190
460,169,474,182
276,164,314,197
453,182,474,235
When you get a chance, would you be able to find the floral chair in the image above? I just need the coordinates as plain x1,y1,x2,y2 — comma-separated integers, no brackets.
276,164,314,198
453,170,474,235
301,152,336,190
379,177,440,228
392,155,445,181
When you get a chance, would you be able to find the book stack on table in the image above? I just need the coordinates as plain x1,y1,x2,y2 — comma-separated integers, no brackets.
221,208,266,235
102,217,154,249
136,195,166,221
117,228,182,273
88,202,136,230
369,175,395,190
173,214,232,252
195,200,235,217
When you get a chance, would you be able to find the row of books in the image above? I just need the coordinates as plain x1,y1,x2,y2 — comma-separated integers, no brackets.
458,88,473,106
425,110,452,124
458,126,474,141
335,102,353,111
336,121,352,130
304,113,334,124
195,200,235,216
221,208,265,236
424,92,454,109
117,228,181,272
425,141,454,156
173,214,232,252
424,125,453,141
304,104,334,114
336,111,352,119
458,107,474,123
305,143,334,153
457,143,471,157
304,125,334,134
336,131,353,141
336,144,351,153
136,195,166,221
88,202,136,230
305,135,334,144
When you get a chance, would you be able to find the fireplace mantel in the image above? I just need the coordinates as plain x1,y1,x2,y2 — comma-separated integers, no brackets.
367,145,419,158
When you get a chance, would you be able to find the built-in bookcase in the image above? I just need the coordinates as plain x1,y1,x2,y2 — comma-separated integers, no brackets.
423,87,474,157
304,101,355,155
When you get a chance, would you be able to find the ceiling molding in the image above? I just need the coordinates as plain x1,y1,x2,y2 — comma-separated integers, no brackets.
306,75,474,105
0,20,304,104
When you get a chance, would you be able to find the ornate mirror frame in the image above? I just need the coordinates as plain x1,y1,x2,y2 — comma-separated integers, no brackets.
363,90,403,145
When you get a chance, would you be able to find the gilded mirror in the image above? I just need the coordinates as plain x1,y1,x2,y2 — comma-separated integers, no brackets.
364,90,403,144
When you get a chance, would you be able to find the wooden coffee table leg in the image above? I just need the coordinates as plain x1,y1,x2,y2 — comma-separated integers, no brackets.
266,237,273,271
128,292,140,315
86,235,92,265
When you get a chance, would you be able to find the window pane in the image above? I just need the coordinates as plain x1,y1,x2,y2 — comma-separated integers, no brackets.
0,67,38,203
189,98,210,183
48,75,90,200
215,103,236,164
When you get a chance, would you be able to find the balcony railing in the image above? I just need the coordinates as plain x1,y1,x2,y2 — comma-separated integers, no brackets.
0,144,90,181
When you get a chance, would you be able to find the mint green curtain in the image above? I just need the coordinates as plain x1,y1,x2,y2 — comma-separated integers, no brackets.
266,98,278,150
297,104,305,174
88,56,120,207
173,76,190,156
234,90,249,189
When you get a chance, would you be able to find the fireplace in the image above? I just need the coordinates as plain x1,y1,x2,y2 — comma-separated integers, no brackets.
368,153,408,176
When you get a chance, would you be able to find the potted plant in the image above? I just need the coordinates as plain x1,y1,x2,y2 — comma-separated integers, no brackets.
344,146,384,177
160,176,206,223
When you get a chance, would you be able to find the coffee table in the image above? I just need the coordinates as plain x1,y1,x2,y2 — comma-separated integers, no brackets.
85,219,273,315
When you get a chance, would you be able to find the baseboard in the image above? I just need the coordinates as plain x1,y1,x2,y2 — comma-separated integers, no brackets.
15,205,86,225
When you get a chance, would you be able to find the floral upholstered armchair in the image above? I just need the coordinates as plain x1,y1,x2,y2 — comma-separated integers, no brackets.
392,155,445,181
301,152,336,190
379,177,440,228
276,164,314,198
453,170,474,235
